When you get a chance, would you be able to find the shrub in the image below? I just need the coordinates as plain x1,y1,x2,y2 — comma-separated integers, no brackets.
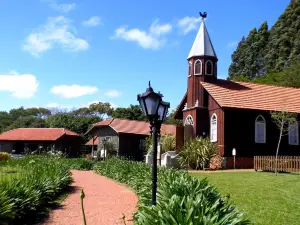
62,158,96,170
94,158,250,225
161,134,176,153
0,156,72,224
147,134,176,154
178,137,218,170
0,152,10,161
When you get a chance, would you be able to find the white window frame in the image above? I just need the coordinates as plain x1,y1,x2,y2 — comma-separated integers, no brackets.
289,121,299,145
255,115,266,143
194,60,202,75
188,61,192,77
205,60,213,75
184,115,194,126
210,113,217,142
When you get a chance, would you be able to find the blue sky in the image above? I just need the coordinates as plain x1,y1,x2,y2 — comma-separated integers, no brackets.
0,0,290,111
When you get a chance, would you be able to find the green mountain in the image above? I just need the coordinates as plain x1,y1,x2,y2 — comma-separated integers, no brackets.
229,0,300,82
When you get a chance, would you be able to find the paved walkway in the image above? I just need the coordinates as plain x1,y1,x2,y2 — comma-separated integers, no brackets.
42,170,138,225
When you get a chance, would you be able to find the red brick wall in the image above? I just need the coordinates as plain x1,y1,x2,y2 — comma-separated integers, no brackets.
225,157,254,169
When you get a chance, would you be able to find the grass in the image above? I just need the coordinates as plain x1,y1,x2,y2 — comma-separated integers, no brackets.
191,171,300,225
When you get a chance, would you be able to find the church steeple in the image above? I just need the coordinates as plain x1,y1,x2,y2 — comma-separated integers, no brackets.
186,12,218,109
188,19,217,59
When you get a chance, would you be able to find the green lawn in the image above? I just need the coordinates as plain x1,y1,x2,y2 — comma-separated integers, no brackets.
191,171,300,225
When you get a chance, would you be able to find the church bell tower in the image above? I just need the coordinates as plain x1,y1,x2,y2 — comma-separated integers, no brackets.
187,12,218,109
183,12,218,138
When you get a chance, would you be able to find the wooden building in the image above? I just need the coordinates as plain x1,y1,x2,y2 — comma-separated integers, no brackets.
0,128,84,156
174,18,300,169
86,118,176,161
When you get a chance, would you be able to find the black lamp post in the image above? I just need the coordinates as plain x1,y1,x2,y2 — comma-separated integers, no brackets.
137,81,170,205
102,138,106,160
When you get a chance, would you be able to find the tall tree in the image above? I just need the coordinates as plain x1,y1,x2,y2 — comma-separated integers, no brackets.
229,0,300,80
270,110,297,175
112,105,146,121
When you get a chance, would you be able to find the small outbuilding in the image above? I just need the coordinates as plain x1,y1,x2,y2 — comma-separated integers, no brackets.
0,128,84,156
86,118,177,161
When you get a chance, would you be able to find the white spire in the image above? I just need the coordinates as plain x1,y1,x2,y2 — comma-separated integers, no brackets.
188,20,217,59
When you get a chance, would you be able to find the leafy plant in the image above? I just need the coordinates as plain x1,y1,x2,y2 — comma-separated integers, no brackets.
94,157,250,225
0,152,10,161
0,156,73,224
178,137,218,170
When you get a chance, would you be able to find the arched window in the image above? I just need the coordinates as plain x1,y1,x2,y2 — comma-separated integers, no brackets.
289,121,299,145
194,60,202,75
206,60,213,75
184,115,194,126
255,115,266,143
210,114,217,142
188,62,192,76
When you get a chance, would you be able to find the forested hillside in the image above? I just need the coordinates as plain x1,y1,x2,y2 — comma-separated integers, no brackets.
229,0,300,86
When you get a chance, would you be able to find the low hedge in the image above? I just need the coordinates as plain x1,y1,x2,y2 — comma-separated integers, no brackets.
94,158,251,225
0,156,73,224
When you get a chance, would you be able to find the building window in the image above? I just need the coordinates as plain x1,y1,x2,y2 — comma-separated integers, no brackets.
184,115,194,126
255,115,266,143
194,60,202,75
206,60,213,75
289,121,299,145
188,62,192,76
210,113,217,142
105,136,112,142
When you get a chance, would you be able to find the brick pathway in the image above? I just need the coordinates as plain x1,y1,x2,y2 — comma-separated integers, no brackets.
42,170,138,225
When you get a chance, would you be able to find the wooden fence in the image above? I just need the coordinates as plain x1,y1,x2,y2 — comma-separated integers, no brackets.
254,156,300,172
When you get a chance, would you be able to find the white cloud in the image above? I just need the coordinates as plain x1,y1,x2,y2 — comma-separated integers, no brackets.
50,3,76,13
0,72,38,98
50,84,98,98
82,16,101,27
227,41,239,48
104,90,121,98
46,103,59,108
112,19,172,49
177,16,202,35
23,16,89,57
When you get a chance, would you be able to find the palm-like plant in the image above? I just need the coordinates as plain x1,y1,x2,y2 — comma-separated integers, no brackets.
179,137,218,170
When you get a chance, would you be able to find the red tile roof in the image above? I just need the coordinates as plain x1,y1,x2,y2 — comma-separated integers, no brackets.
86,136,99,146
201,80,300,113
0,128,79,141
89,118,176,136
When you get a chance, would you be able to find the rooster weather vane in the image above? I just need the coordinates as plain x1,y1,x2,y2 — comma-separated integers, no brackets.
199,12,207,20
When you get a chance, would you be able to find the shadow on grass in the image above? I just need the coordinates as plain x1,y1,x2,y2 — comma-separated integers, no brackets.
19,185,80,225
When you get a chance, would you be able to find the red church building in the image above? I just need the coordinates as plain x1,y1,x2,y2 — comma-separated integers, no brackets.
175,16,300,168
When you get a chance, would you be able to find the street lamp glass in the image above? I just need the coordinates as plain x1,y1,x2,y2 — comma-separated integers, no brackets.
144,94,161,117
157,101,170,122
137,82,162,118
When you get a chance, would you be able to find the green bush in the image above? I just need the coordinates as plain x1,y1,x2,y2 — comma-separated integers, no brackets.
94,158,250,225
62,158,96,170
0,156,72,224
0,152,10,161
179,137,218,170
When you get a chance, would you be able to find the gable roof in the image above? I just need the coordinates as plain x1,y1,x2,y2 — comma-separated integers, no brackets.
86,136,98,146
87,118,177,136
188,21,217,59
201,80,300,113
0,128,79,141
